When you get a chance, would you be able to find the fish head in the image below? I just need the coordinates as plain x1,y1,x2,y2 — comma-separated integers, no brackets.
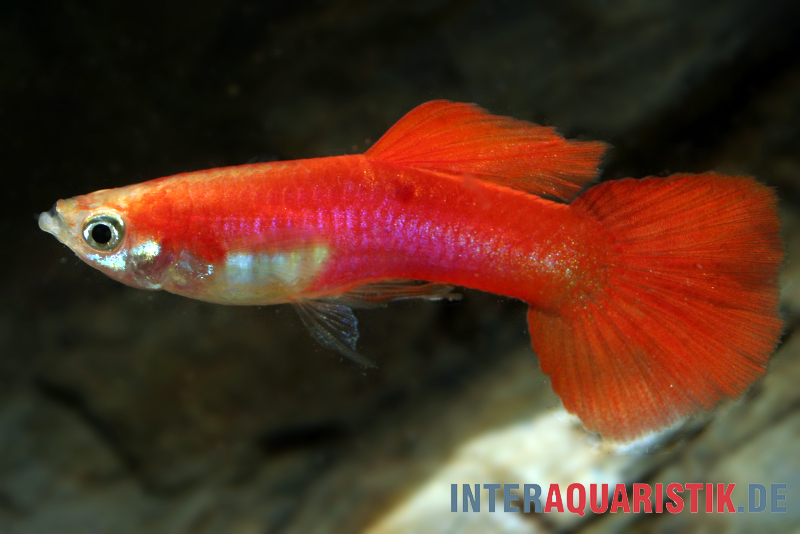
39,185,172,290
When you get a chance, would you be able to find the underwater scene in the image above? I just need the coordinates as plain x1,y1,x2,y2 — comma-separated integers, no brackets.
3,1,800,532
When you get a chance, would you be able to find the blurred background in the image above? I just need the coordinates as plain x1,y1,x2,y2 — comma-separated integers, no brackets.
2,1,800,532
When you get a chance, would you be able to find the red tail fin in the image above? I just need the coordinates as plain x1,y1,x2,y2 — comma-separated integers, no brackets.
527,173,783,441
365,100,608,201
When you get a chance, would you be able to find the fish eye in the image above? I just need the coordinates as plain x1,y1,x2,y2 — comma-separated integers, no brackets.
82,214,125,251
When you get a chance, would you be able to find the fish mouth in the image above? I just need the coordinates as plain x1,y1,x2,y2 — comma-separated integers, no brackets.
38,202,68,244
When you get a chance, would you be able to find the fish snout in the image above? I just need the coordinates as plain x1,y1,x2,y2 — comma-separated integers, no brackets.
38,200,68,242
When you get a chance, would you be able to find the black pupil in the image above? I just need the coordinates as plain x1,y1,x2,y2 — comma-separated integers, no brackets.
91,223,113,244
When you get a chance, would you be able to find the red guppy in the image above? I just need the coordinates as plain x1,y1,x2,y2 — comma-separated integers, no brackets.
39,101,783,441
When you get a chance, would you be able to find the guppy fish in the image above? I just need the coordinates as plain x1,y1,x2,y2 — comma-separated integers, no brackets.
39,101,783,440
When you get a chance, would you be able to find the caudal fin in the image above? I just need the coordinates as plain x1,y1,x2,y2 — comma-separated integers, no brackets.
365,100,607,201
527,173,783,441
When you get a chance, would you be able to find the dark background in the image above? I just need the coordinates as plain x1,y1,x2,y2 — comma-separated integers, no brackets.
2,1,799,532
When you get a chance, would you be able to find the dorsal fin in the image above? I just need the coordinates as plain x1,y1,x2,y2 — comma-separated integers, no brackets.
365,100,608,201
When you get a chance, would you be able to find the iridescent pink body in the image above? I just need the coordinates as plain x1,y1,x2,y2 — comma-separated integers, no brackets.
117,155,603,309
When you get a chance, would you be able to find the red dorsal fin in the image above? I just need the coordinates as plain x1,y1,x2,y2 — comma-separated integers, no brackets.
365,100,608,201
528,173,783,441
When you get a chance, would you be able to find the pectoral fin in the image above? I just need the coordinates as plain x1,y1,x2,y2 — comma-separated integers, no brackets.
294,299,375,367
294,280,458,367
